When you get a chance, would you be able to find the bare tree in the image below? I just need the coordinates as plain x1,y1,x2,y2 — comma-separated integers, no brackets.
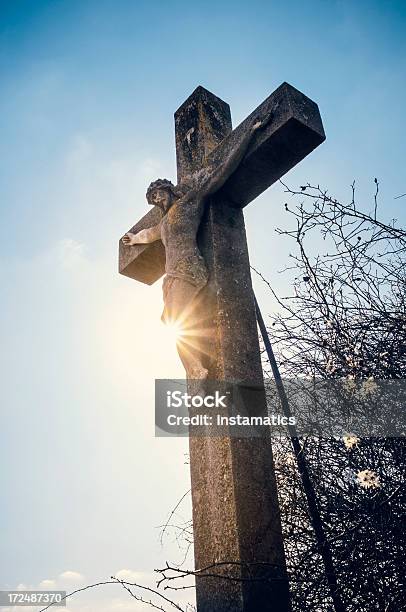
257,180,406,611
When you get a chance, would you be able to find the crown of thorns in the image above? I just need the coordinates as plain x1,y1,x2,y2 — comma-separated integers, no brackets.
146,179,176,203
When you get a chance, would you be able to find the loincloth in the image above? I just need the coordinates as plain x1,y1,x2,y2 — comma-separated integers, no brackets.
161,272,208,325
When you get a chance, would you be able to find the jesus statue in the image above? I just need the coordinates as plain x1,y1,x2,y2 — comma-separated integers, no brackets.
122,116,269,379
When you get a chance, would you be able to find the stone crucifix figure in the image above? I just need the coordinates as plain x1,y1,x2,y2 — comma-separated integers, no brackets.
122,117,270,379
119,83,325,612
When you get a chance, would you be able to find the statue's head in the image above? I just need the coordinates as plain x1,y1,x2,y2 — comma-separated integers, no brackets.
146,178,178,212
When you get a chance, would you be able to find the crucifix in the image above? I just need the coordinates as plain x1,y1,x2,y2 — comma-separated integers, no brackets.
119,83,325,611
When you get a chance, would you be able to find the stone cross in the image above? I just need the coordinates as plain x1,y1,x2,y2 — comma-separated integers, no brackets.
119,83,325,611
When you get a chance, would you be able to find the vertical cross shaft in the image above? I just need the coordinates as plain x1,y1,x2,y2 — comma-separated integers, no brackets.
174,87,290,611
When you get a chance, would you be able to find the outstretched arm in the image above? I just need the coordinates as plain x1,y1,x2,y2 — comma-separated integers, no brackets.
201,115,271,197
122,222,161,246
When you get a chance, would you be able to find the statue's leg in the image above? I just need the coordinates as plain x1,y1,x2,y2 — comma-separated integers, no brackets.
162,276,209,380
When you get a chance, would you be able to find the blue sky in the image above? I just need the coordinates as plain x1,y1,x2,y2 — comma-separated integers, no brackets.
1,0,405,609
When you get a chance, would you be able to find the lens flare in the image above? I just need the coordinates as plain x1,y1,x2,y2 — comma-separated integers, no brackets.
163,320,184,344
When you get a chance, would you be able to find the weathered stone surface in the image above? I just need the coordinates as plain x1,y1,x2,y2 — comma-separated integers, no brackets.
175,85,232,183
118,83,324,285
210,82,325,206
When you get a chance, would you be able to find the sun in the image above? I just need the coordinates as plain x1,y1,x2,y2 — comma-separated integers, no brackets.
162,320,184,344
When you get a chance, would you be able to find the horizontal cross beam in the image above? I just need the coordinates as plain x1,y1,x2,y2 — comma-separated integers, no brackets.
119,82,325,285
208,81,325,205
